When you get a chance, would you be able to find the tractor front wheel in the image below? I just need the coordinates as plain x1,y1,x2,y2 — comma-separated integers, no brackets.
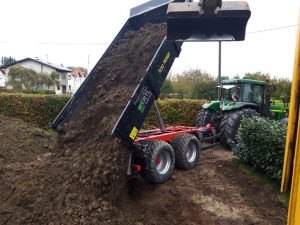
220,108,258,147
196,109,214,127
141,141,175,184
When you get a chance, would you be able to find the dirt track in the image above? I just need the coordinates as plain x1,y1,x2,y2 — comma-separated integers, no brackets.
0,115,287,225
114,146,287,225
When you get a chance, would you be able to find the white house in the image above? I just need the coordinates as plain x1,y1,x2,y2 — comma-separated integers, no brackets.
0,68,5,87
1,58,72,94
68,70,87,94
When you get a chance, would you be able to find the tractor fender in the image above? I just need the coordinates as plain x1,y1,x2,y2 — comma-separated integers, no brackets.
202,101,220,112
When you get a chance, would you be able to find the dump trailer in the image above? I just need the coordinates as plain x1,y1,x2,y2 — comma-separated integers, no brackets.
51,0,250,183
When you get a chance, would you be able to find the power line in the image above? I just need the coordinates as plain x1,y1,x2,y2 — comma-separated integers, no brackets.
0,41,109,46
0,24,297,45
37,42,109,46
247,24,297,34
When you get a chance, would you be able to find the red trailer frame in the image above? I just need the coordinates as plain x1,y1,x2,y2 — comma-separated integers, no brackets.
134,124,215,144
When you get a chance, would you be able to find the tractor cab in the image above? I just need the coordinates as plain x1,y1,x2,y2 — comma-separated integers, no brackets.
220,79,267,114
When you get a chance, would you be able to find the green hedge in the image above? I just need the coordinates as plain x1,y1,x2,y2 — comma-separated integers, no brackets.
145,99,206,127
0,93,70,127
232,116,286,180
0,94,206,128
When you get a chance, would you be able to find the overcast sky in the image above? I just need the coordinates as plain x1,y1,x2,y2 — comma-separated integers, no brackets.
0,0,299,79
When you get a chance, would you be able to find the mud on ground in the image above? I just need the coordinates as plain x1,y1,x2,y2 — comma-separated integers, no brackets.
0,115,287,225
0,115,56,164
117,146,287,225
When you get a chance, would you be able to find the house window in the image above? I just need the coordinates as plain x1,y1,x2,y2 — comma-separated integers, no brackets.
62,85,67,94
68,75,71,80
57,85,60,90
69,85,71,91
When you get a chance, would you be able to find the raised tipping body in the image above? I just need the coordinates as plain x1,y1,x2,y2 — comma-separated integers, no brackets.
51,0,251,183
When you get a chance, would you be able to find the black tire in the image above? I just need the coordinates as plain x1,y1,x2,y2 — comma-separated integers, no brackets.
220,108,258,147
141,141,175,184
171,134,200,170
196,109,214,127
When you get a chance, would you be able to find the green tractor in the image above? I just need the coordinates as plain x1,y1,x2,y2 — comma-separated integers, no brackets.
196,79,288,145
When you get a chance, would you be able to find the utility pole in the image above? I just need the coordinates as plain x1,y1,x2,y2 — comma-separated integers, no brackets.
218,41,222,100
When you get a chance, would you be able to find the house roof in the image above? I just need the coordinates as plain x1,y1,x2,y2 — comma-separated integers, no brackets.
0,57,72,73
71,70,86,77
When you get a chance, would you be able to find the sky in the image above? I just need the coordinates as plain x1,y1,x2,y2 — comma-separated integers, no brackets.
0,0,299,79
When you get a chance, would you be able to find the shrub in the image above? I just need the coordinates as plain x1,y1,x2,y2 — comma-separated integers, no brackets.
145,99,206,127
0,94,206,129
232,116,286,180
0,93,70,127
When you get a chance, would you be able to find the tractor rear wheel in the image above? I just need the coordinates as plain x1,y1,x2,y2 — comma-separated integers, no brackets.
196,109,214,127
141,141,175,184
220,108,258,147
171,134,200,170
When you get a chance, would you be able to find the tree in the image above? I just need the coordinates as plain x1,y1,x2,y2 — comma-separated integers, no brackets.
272,78,291,107
6,65,61,92
173,79,191,99
1,56,16,67
160,79,173,98
179,69,214,84
6,65,39,91
68,66,87,74
221,76,230,81
233,74,241,79
191,80,218,100
243,71,269,81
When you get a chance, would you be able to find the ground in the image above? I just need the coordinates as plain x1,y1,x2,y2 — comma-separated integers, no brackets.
0,114,287,225
0,115,56,164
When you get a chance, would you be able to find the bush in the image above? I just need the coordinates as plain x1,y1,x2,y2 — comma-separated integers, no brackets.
0,93,70,127
232,116,286,180
145,99,206,127
0,87,17,93
0,94,206,129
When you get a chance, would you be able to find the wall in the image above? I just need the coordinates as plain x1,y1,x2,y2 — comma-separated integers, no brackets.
0,72,5,87
67,75,86,94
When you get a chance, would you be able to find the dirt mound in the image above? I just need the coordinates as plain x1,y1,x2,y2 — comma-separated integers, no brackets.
0,115,56,164
0,23,166,225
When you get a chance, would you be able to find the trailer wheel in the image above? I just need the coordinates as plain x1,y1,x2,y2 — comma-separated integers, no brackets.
141,141,175,184
171,134,200,170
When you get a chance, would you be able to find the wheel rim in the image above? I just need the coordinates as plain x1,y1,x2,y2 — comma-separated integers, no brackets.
186,142,197,163
156,150,171,175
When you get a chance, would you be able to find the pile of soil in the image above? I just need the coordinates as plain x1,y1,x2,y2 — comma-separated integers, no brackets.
0,115,56,164
0,23,167,225
0,119,287,225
